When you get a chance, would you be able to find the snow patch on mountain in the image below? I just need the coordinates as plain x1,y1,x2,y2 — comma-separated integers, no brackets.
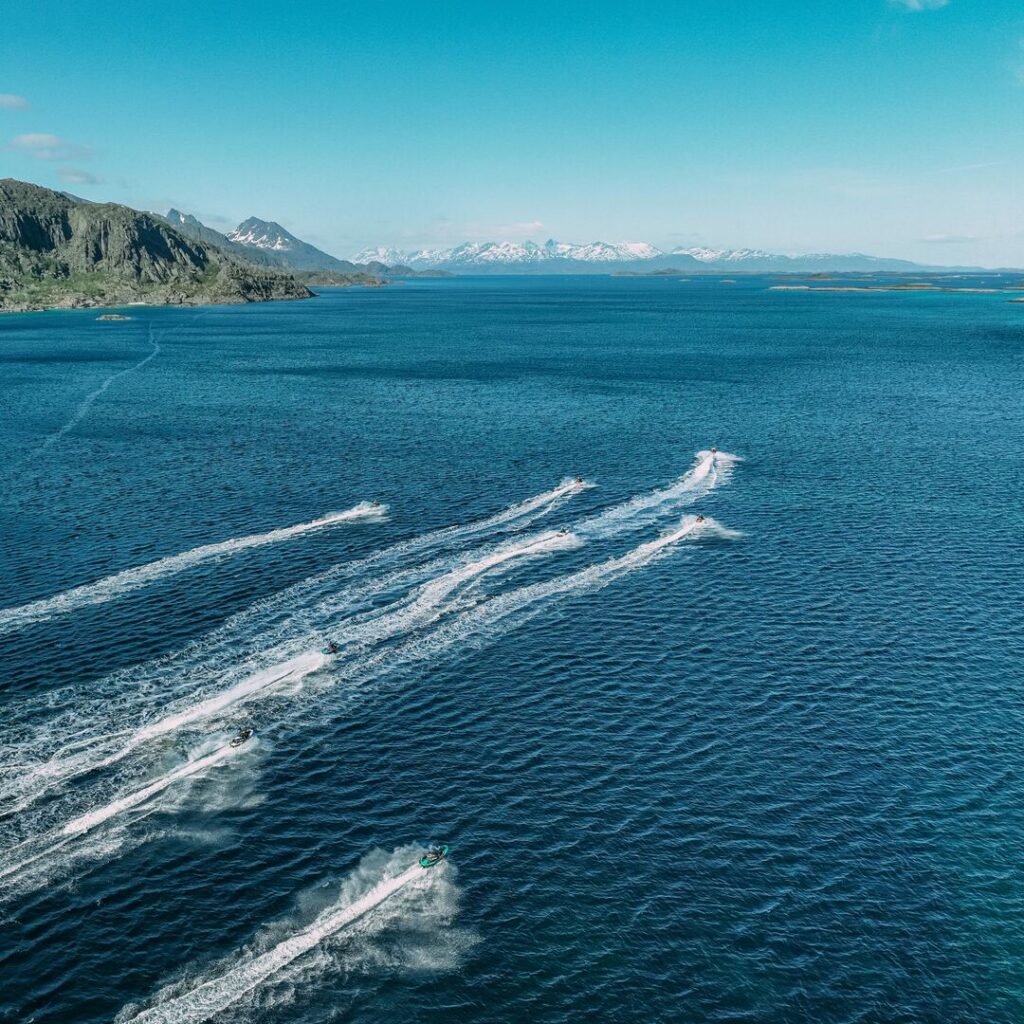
228,219,294,252
672,247,776,263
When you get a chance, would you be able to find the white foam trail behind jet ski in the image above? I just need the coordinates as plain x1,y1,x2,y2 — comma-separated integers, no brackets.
0,503,387,635
577,449,739,540
0,531,579,814
123,857,434,1024
330,515,739,695
127,531,577,735
0,736,248,885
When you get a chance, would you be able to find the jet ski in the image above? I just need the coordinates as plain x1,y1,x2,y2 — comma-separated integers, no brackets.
419,844,448,868
695,515,705,523
710,447,717,455
321,640,340,656
230,727,254,748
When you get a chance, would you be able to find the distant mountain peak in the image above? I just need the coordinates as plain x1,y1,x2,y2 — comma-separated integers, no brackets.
228,217,297,252
227,217,354,272
166,208,206,230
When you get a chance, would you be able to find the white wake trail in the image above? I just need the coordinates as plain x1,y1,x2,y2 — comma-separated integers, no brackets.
336,515,739,693
123,857,434,1024
0,737,248,885
0,502,387,635
38,328,162,453
577,449,739,539
1,531,578,812
0,482,589,809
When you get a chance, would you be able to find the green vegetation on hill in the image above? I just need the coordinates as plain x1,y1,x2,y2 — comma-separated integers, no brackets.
0,179,314,312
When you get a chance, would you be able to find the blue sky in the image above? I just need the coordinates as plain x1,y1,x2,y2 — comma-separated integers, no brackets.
2,0,1023,264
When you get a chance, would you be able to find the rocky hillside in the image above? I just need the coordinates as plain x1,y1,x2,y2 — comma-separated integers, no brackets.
0,179,313,312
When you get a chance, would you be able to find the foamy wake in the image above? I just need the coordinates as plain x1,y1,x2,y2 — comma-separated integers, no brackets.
341,515,739,689
0,531,579,814
0,458,729,823
577,449,740,539
0,502,387,635
0,735,250,886
120,848,445,1024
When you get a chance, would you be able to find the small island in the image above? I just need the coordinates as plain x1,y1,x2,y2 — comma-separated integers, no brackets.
96,313,133,321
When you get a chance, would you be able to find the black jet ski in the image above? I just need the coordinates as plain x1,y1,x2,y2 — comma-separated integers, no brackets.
230,727,254,748
419,844,448,868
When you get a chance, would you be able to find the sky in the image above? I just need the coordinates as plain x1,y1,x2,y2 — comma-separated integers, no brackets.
2,0,1023,265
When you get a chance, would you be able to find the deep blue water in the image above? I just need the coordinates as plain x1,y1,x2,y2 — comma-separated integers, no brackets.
1,276,1023,1024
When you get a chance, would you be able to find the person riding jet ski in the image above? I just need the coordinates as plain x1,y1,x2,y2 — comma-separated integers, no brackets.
322,640,340,655
695,515,705,523
419,844,448,868
230,727,254,747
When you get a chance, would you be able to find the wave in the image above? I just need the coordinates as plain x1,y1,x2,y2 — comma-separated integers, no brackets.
120,848,443,1024
0,460,723,825
0,502,387,635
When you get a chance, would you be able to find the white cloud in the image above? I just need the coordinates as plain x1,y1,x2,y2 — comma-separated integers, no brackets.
920,233,978,244
0,93,29,109
8,132,93,160
890,0,949,10
58,167,104,186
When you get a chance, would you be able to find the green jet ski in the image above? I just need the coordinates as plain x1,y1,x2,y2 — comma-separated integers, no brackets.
321,641,340,656
419,844,448,868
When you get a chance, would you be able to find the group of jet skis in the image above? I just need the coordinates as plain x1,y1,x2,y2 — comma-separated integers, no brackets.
224,454,719,872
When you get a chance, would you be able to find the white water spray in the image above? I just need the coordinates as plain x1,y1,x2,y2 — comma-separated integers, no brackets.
123,855,437,1024
577,449,739,539
0,736,250,885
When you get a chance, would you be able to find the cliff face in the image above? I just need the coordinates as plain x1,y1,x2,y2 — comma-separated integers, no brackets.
0,179,313,312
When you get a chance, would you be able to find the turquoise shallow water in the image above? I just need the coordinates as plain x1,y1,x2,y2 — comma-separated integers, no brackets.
1,277,1023,1024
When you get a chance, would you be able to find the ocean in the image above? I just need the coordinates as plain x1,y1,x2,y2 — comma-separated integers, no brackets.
1,276,1022,1024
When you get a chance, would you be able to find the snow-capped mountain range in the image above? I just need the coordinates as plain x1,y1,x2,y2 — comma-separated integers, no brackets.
352,239,926,273
354,240,663,267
